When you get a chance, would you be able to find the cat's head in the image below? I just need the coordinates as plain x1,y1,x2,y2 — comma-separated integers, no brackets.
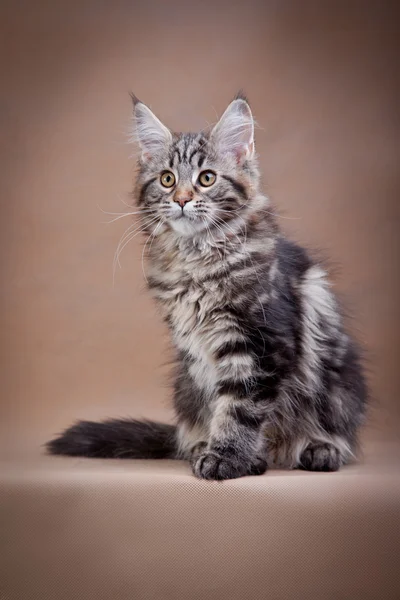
131,94,260,238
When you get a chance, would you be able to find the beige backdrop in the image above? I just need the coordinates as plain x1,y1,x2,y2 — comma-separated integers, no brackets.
0,0,399,455
1,2,400,599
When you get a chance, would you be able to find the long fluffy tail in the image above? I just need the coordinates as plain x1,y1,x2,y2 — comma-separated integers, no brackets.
46,418,178,459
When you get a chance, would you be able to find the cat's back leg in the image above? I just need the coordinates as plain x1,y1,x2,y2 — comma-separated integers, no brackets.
298,440,346,471
268,431,353,471
266,384,360,472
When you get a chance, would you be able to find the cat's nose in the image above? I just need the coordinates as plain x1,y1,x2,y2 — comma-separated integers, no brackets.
173,191,193,208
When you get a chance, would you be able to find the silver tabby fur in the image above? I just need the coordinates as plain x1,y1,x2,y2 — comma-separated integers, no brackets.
47,93,367,479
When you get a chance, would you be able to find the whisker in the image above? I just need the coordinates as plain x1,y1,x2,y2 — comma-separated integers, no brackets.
226,202,301,221
112,214,160,284
114,216,159,266
103,210,156,224
98,204,155,218
101,208,155,216
205,215,230,262
259,209,301,220
117,193,134,209
113,222,138,266
114,219,150,257
201,218,223,262
141,220,164,283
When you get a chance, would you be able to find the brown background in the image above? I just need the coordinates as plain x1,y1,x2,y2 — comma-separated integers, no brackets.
1,0,399,456
1,2,400,600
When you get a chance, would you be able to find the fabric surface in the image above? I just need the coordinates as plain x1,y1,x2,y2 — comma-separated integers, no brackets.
2,452,400,600
1,1,399,598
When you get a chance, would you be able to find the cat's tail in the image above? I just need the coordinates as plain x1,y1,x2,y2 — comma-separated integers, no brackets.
46,418,178,459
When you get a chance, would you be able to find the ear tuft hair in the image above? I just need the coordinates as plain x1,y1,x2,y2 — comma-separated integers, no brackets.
233,90,250,105
129,92,141,107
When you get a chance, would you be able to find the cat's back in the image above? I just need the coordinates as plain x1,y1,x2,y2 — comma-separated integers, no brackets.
274,236,313,283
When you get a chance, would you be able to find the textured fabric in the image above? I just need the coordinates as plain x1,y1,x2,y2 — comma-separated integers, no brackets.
2,453,400,600
1,1,399,598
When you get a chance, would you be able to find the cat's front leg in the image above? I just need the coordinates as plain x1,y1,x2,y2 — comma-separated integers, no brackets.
191,381,267,480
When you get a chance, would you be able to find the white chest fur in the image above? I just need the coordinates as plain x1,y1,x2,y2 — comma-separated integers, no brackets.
168,281,223,394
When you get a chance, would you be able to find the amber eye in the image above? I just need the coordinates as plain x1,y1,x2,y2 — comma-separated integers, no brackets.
160,171,176,188
198,170,216,187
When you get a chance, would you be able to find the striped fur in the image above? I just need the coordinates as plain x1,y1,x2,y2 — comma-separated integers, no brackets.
47,95,367,480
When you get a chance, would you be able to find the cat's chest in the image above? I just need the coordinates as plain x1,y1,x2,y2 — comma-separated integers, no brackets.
168,280,223,353
154,276,228,390
172,288,221,392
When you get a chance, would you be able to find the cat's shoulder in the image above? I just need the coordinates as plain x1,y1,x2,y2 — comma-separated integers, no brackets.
275,236,314,278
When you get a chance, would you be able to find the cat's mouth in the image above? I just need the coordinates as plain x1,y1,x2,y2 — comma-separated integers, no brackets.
168,211,209,235
171,209,197,222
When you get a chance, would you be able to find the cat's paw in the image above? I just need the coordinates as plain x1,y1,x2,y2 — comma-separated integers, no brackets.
248,455,268,476
299,442,342,472
191,450,246,480
191,450,267,480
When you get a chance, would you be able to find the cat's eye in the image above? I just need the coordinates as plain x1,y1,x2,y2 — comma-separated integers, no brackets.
198,170,216,187
160,171,176,188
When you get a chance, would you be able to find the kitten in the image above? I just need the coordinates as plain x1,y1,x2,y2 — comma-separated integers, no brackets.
47,93,367,480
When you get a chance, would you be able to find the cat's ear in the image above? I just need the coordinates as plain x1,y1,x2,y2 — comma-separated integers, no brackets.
131,94,172,161
211,96,254,163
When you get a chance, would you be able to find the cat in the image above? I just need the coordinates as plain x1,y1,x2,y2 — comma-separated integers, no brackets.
47,93,367,480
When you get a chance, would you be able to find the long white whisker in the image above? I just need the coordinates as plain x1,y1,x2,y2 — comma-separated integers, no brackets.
98,203,155,219
103,210,155,224
202,218,221,261
112,214,160,284
117,193,134,209
226,202,301,221
114,215,159,268
141,220,164,284
206,221,223,261
212,215,245,249
205,215,229,262
259,209,301,220
114,220,146,264
113,222,137,267
100,208,155,216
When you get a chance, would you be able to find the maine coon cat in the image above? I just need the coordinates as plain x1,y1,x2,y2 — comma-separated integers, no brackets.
47,93,367,480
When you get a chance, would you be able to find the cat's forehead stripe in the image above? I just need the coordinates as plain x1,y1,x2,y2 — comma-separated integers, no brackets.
170,134,208,168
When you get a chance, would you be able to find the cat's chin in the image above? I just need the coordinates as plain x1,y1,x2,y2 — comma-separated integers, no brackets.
168,216,209,237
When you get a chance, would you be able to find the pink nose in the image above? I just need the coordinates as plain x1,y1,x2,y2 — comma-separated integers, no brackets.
174,196,191,208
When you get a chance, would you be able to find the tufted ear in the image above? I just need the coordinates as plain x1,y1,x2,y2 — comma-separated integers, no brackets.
131,94,172,161
210,96,254,163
